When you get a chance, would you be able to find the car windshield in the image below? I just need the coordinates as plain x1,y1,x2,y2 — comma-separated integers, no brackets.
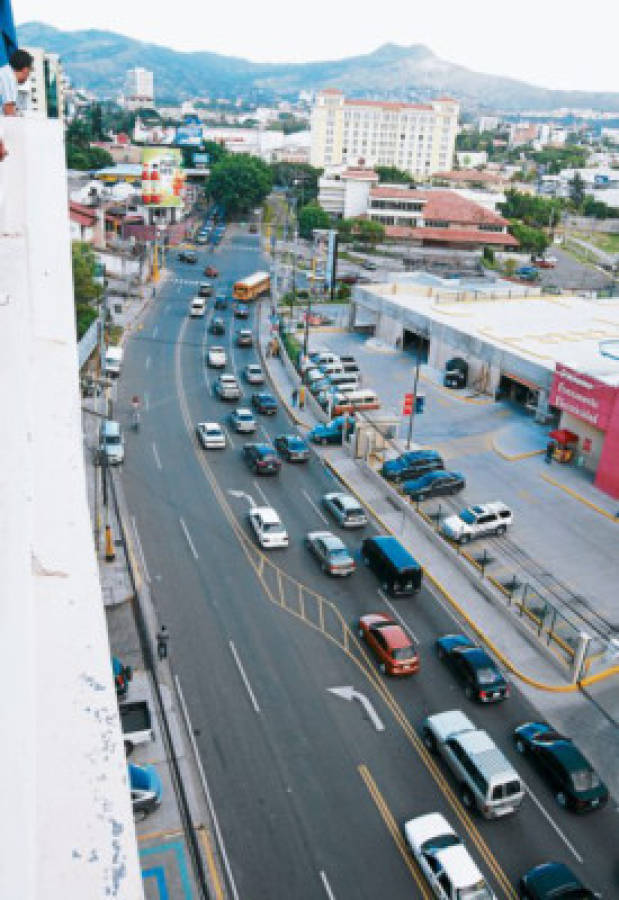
329,547,350,559
571,769,601,791
420,833,460,852
206,429,221,436
105,435,121,445
238,412,253,420
459,509,476,524
347,507,363,517
392,646,415,661
262,521,282,533
476,667,499,685
288,439,305,450
458,882,494,900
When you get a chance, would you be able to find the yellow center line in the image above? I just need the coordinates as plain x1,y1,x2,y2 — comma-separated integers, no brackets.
198,828,225,900
358,764,432,898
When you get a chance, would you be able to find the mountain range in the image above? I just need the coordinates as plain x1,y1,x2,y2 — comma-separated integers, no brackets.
17,22,619,112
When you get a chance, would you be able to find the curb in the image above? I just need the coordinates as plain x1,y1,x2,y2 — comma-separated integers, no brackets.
419,373,493,405
492,439,545,462
541,473,619,522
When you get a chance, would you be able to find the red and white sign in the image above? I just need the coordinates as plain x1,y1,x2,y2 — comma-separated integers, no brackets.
549,364,616,430
402,392,414,415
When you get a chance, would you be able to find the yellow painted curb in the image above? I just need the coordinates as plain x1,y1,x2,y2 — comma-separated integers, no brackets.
492,439,545,462
541,474,618,522
322,458,618,692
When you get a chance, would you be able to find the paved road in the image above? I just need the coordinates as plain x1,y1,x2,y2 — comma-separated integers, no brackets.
117,227,617,899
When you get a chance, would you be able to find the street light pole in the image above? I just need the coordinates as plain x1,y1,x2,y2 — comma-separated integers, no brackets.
406,334,422,450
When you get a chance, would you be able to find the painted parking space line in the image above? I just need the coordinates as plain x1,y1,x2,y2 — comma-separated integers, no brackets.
139,838,193,900
541,473,618,522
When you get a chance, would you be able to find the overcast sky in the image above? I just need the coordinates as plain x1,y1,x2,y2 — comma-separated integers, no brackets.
17,0,619,93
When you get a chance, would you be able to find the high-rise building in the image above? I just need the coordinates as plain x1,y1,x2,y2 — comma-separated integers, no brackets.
125,67,155,109
310,89,459,177
20,47,64,118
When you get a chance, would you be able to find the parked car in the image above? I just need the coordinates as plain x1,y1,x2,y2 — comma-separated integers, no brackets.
99,420,124,465
422,709,524,818
436,634,509,702
309,415,356,445
322,492,367,528
248,506,288,548
440,502,513,543
305,531,356,576
178,250,197,263
358,613,419,675
516,265,540,282
209,317,225,335
214,374,241,401
129,762,162,817
404,813,497,900
196,421,226,449
513,722,609,812
207,346,227,368
120,700,155,756
243,363,265,384
381,450,444,483
518,862,600,899
403,470,466,501
230,408,256,433
274,434,310,462
251,392,278,415
205,265,219,277
234,303,249,319
236,329,253,347
531,256,557,268
113,657,132,697
242,443,281,475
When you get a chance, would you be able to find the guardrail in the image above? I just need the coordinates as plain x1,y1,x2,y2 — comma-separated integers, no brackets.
78,319,99,370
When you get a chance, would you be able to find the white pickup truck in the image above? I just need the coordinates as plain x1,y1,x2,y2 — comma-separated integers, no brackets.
119,700,154,755
440,502,512,543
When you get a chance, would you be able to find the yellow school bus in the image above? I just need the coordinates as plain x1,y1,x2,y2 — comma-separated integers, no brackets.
232,271,271,302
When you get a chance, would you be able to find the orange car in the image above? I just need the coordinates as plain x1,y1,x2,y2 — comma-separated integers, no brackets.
205,265,219,277
358,613,420,676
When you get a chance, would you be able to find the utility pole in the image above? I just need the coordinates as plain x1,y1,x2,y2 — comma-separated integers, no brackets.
304,256,315,357
406,333,422,450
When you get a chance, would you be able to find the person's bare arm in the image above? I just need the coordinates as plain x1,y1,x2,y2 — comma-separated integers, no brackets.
3,101,17,116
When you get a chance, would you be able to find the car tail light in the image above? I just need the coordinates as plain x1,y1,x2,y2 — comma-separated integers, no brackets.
479,690,487,700
504,685,510,697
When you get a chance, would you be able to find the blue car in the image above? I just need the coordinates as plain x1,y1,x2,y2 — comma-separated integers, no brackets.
518,861,600,899
381,450,443,483
402,470,465,501
129,763,162,816
309,415,355,445
436,633,509,702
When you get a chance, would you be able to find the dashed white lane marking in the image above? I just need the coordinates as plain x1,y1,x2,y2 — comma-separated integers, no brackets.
229,641,261,713
378,589,419,644
179,517,199,559
302,489,329,525
152,442,162,470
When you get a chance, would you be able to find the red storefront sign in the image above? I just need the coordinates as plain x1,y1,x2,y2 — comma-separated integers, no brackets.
549,364,616,430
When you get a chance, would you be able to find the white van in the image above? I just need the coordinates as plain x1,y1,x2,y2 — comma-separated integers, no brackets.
333,389,380,415
329,372,360,390
313,351,340,367
189,297,206,317
103,346,123,377
320,361,345,378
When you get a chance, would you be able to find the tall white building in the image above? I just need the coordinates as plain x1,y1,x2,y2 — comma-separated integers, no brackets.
20,47,64,118
125,67,154,109
310,89,459,177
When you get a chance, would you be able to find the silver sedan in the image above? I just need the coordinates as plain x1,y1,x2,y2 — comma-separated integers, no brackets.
305,531,356,576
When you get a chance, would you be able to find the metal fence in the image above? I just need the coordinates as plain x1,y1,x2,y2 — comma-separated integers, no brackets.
78,318,99,369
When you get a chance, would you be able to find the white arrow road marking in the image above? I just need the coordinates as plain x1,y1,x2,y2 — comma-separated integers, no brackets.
179,517,199,560
229,641,261,713
327,686,385,732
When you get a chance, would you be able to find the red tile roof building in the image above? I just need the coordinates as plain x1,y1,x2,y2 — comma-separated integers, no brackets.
367,186,518,249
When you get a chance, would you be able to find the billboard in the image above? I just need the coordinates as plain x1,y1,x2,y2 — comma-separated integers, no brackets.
141,148,185,208
549,363,617,430
175,124,204,146
192,151,210,168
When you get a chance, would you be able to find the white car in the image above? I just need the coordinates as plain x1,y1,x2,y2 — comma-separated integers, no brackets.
196,421,226,449
248,506,288,549
440,502,513,544
230,408,256,433
207,346,227,368
243,363,265,385
403,812,496,900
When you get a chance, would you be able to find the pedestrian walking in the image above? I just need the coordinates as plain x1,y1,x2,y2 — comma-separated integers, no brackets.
545,441,554,464
299,385,306,409
291,387,298,407
157,625,169,660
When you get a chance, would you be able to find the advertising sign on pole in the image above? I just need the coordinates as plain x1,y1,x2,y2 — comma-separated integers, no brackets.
141,148,185,208
402,392,414,415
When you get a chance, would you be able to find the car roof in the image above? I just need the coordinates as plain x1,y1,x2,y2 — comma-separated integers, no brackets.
404,812,454,847
426,710,476,741
253,506,281,523
235,407,253,416
199,421,222,430
459,647,497,670
220,374,236,380
326,492,360,509
309,531,346,550
380,623,413,650
435,844,485,891
254,443,274,454
247,363,262,370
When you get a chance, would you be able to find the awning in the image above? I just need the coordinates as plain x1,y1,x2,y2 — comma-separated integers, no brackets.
549,429,579,445
502,371,539,392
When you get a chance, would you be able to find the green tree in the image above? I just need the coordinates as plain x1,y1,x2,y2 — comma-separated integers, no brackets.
508,220,550,254
375,165,415,185
270,162,322,205
67,143,114,171
72,243,103,338
498,189,563,228
354,218,385,246
206,154,273,214
336,218,354,242
297,202,330,239
203,140,228,165
569,172,586,209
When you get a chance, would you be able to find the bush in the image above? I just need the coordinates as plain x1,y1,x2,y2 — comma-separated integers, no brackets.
280,329,302,367
482,246,495,264
336,282,351,301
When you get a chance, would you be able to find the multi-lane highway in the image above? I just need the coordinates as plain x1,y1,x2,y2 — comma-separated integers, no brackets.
117,227,617,899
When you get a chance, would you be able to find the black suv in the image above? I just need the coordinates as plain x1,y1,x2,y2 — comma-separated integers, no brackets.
513,722,608,812
209,317,225,335
436,634,509,702
252,392,278,415
242,443,281,475
381,450,444,483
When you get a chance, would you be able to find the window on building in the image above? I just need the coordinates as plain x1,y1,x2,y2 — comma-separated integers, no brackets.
426,220,449,228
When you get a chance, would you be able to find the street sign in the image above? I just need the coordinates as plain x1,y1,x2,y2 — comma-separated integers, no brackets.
403,392,414,415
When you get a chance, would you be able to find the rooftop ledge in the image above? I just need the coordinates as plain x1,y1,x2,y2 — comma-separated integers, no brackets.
0,117,142,899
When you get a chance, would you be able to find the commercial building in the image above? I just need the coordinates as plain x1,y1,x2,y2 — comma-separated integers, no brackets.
317,166,379,217
20,47,64,118
310,89,458,176
366,186,518,250
125,66,154,109
351,274,619,498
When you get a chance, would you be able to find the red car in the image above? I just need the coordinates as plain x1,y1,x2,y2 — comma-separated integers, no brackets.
204,265,219,277
358,613,420,676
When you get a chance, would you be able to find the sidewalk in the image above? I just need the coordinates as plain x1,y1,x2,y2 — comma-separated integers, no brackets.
82,274,229,899
258,302,619,800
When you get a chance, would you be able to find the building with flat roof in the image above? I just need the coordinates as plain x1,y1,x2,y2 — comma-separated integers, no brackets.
310,89,458,176
318,166,379,217
351,274,619,498
125,66,154,109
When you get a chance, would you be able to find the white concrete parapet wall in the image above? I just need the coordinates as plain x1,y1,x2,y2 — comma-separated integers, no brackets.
0,118,143,899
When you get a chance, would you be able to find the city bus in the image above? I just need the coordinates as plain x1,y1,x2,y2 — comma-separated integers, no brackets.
232,271,271,302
